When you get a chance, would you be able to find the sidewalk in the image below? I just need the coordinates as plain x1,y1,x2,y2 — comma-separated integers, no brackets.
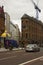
0,47,24,52
0,48,9,52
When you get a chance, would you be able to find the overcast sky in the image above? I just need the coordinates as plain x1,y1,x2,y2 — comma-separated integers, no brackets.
0,0,43,31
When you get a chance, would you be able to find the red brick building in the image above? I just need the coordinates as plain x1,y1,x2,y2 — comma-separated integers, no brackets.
21,14,43,47
0,6,5,36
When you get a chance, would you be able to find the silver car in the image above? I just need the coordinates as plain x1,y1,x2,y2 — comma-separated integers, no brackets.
25,44,40,52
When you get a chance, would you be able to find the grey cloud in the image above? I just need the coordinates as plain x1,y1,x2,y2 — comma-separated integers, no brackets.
0,0,43,22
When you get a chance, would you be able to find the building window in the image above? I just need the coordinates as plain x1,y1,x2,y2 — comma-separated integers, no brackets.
26,21,28,23
26,33,28,38
22,25,26,28
22,21,23,23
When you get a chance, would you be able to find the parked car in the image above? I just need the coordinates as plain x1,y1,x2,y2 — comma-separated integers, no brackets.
25,44,40,52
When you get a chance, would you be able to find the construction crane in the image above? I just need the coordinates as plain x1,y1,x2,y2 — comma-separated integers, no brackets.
31,0,41,19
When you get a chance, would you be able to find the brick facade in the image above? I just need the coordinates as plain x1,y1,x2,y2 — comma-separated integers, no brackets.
21,14,43,47
0,6,5,36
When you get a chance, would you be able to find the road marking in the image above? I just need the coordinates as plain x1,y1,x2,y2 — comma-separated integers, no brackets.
19,56,43,65
0,56,16,61
15,51,22,52
23,53,30,56
6,52,12,54
40,57,43,61
6,50,23,54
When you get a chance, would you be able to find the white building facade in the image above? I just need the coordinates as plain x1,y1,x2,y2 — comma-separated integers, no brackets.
5,12,10,33
10,22,20,43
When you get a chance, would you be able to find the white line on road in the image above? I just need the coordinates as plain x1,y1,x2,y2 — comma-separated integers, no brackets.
6,50,23,54
19,56,43,65
0,56,16,61
23,53,30,56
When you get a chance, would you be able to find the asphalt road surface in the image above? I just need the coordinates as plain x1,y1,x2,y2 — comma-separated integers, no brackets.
0,48,43,65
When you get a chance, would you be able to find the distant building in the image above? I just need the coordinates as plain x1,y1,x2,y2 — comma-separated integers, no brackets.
21,14,43,47
10,22,20,43
0,6,5,36
5,12,10,33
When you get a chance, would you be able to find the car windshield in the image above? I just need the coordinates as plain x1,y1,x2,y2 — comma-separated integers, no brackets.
26,44,37,47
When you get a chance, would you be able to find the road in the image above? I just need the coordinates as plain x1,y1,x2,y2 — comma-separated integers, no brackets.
0,48,43,65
